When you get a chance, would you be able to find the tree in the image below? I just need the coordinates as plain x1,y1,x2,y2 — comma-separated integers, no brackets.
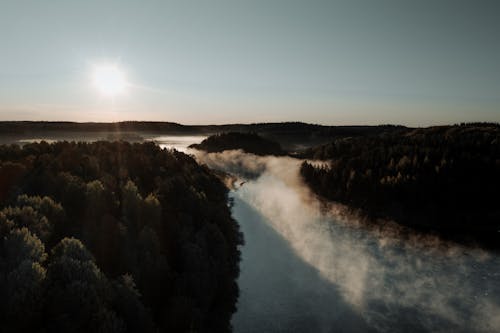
0,228,47,331
45,238,124,332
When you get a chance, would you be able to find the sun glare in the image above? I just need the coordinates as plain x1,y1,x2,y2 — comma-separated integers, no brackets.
92,64,127,96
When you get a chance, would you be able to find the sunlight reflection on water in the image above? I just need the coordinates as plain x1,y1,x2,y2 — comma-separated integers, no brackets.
150,135,206,153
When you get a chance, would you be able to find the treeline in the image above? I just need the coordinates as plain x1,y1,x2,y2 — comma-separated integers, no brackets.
0,121,407,135
0,141,243,332
0,121,408,150
300,123,500,245
189,132,285,156
0,121,190,135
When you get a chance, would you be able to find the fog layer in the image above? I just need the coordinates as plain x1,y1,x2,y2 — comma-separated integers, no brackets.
193,149,500,333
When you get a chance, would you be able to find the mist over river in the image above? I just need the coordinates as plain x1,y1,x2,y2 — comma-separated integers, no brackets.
191,149,500,333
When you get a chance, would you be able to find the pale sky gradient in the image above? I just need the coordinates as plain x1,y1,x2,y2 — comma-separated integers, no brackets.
0,0,499,126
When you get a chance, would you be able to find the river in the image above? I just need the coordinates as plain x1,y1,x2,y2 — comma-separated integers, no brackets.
190,148,500,333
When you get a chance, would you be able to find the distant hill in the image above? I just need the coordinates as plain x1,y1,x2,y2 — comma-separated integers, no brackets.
300,123,500,247
189,132,285,156
0,121,409,150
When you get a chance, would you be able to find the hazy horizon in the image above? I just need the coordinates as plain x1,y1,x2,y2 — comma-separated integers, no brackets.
1,0,499,126
0,118,497,128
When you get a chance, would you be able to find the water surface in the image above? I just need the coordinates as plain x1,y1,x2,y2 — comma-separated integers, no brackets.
193,150,500,333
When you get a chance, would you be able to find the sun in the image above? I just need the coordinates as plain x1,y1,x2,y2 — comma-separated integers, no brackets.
92,64,127,96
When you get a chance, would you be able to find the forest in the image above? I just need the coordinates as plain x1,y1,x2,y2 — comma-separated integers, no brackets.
189,132,285,156
300,123,500,246
0,141,243,332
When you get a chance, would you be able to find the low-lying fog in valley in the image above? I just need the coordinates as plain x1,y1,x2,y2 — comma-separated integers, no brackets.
192,148,500,333
153,136,207,153
5,134,207,153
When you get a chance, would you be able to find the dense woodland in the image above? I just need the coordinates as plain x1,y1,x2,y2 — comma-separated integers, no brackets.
300,123,500,246
189,132,285,156
0,141,243,332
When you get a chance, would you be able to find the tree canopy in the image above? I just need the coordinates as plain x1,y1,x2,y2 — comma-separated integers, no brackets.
0,140,242,332
300,123,500,247
189,132,285,156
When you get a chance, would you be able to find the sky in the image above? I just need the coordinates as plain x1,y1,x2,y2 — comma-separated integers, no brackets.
0,0,499,126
